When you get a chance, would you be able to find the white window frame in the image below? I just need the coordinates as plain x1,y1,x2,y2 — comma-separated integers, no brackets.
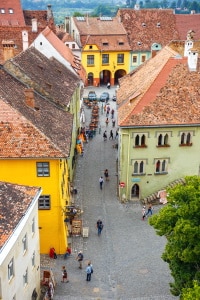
154,158,169,174
179,131,193,146
0,8,5,14
156,131,172,146
8,258,14,281
132,159,147,175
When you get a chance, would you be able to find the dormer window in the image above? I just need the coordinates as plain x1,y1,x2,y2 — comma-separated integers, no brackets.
157,22,161,27
103,42,109,46
0,8,5,14
137,42,142,46
9,8,14,14
118,42,124,45
142,23,146,27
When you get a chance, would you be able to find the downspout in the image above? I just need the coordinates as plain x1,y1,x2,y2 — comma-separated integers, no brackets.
120,132,130,201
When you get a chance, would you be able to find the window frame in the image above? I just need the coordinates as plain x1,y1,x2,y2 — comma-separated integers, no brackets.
156,132,171,147
132,55,137,63
154,158,169,175
8,258,14,281
117,53,124,64
179,131,193,146
102,54,109,65
0,8,5,14
36,162,50,177
87,55,94,66
38,195,51,210
141,55,146,63
132,159,146,175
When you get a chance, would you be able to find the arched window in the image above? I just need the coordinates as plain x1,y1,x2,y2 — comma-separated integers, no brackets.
141,134,145,146
156,160,160,172
134,161,138,173
139,161,144,173
181,133,185,145
158,134,162,146
164,134,168,145
186,133,191,144
135,135,140,146
162,160,166,172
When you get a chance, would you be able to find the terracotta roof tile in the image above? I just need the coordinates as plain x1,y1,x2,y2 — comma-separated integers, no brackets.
0,181,40,249
41,27,86,82
0,68,73,158
175,14,200,40
0,0,25,26
4,47,80,108
118,41,200,127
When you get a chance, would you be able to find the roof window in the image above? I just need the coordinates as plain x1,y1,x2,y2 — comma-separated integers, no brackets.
142,23,146,27
137,42,142,46
157,22,161,27
9,8,14,14
0,8,5,14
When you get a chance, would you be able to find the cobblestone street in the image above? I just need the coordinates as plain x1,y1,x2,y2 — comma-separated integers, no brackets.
42,85,178,300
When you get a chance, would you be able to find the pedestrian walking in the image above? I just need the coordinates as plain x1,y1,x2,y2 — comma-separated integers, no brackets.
86,262,93,281
112,119,116,127
111,109,114,119
103,130,107,141
104,169,109,181
109,130,113,140
61,266,69,283
105,117,109,126
64,246,71,259
146,203,153,216
76,251,84,269
99,176,104,190
142,206,146,220
44,282,54,300
97,219,104,236
107,82,110,89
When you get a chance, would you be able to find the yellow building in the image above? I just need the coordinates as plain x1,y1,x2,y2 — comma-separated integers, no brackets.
69,16,131,86
0,47,81,254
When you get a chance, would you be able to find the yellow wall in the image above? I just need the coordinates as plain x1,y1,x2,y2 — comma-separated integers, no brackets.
82,45,129,86
0,158,70,254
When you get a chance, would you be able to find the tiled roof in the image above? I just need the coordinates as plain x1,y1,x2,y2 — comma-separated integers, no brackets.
0,181,40,250
4,47,80,108
117,9,179,51
23,10,48,27
175,14,200,40
117,41,200,127
81,34,131,51
41,27,86,82
0,0,25,26
0,70,73,158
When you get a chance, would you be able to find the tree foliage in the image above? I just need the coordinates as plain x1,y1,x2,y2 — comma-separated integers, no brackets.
149,176,200,297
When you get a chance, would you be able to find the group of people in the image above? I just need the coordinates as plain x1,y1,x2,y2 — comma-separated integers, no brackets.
103,129,118,141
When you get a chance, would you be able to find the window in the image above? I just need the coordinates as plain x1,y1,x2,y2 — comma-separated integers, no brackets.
72,43,75,49
0,9,5,14
9,8,14,14
102,42,108,46
87,55,94,66
89,45,93,49
102,54,109,64
38,195,50,209
132,160,146,175
155,159,168,174
132,55,137,63
8,258,14,280
22,234,27,253
32,251,35,267
23,268,28,286
32,218,35,235
157,133,169,147
118,42,124,45
117,54,124,64
134,134,147,147
36,162,49,177
180,132,192,146
141,55,146,63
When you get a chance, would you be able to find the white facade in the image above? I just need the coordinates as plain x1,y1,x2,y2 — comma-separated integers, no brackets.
31,33,77,76
0,189,41,300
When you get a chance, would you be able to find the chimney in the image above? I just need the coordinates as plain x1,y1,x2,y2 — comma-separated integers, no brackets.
32,18,38,33
22,30,28,51
188,49,198,71
47,4,53,21
24,88,35,108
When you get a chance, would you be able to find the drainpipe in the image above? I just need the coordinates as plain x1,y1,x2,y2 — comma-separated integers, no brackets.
120,132,130,201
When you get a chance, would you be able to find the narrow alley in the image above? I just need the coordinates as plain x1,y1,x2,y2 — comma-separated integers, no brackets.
44,86,177,300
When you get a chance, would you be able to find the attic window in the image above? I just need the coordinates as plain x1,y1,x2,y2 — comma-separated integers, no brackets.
142,23,146,27
9,8,14,14
103,42,108,46
66,43,69,47
157,22,161,27
0,8,5,14
137,42,142,46
89,45,93,49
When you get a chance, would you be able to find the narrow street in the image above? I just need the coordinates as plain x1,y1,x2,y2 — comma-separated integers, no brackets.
48,85,177,300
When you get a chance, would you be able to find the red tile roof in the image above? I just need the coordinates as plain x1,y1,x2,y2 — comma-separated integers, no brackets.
175,14,200,40
117,41,200,127
0,181,41,249
41,27,86,82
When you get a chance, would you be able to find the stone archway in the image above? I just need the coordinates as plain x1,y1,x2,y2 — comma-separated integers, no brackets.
87,72,94,86
100,70,111,85
131,184,140,199
114,69,126,85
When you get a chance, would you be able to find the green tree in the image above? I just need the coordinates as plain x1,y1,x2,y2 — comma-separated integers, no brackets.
182,280,200,299
73,11,84,17
149,176,200,297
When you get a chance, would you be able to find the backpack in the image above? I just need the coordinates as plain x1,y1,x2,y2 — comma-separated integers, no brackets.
78,253,83,261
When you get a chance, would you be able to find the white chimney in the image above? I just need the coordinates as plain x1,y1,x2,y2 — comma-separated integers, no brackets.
32,18,38,33
188,49,198,71
22,30,28,51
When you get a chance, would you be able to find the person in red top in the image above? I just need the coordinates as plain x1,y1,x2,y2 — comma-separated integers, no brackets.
64,246,71,259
